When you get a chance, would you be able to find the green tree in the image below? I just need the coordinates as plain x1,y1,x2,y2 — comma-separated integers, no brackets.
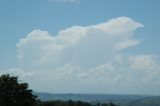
0,74,37,106
67,100,74,106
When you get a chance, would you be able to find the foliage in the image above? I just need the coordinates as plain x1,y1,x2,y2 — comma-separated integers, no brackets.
0,74,37,106
37,100,119,106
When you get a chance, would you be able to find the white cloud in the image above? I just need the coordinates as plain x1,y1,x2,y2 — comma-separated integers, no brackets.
129,55,156,70
128,55,160,83
17,17,142,70
10,17,160,94
115,39,140,50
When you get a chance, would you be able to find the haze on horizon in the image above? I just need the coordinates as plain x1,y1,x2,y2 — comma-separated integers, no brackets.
0,0,160,95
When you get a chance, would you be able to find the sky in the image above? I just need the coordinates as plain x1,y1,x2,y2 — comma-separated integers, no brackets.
0,0,160,95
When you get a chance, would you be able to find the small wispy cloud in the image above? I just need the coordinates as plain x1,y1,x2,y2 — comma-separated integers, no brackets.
50,0,80,3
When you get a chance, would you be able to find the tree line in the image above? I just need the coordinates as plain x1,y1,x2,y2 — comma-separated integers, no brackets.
0,74,118,106
37,100,118,106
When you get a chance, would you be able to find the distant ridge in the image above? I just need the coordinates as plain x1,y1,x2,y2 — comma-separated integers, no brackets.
34,92,160,106
33,92,156,101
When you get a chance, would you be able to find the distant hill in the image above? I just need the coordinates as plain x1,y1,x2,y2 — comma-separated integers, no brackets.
34,92,160,106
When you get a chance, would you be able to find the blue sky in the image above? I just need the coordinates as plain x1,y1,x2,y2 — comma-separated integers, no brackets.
0,0,160,94
0,0,160,69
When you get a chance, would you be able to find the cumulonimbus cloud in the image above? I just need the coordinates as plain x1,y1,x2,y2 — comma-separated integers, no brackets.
16,17,143,70
4,17,160,94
